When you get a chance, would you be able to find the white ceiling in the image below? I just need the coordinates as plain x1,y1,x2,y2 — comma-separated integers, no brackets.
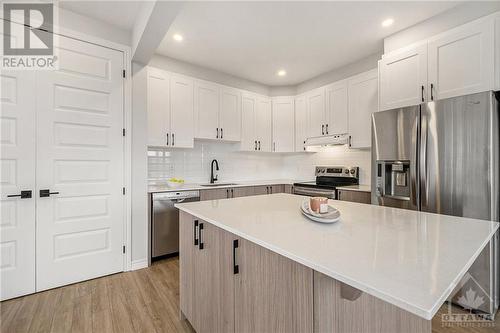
156,1,459,86
59,0,144,31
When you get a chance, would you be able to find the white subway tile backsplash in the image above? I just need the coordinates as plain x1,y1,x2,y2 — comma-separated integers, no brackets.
148,141,372,185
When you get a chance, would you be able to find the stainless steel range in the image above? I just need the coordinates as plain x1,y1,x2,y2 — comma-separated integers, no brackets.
293,166,359,199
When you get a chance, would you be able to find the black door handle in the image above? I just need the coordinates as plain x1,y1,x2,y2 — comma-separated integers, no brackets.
193,220,199,246
7,190,32,199
233,239,239,274
198,223,204,250
40,189,59,197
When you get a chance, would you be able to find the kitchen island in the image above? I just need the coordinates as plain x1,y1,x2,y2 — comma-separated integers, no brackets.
176,193,498,333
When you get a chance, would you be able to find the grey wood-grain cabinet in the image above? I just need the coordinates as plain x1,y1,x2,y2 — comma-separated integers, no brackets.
337,189,371,204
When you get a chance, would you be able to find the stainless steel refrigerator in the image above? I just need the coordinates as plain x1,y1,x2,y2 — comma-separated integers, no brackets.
371,91,500,317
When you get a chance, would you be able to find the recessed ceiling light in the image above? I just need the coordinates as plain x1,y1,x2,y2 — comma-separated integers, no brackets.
173,34,183,42
277,70,287,77
381,18,394,28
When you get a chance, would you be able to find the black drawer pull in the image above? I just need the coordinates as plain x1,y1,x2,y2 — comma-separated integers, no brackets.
198,223,204,250
193,220,199,246
40,189,59,197
233,239,239,274
7,190,32,199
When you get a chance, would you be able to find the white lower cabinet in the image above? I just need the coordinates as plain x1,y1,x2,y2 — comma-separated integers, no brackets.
348,69,378,149
272,97,295,152
294,94,308,152
1,33,125,300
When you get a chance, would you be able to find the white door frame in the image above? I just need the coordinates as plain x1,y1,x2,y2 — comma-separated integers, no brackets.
1,17,133,272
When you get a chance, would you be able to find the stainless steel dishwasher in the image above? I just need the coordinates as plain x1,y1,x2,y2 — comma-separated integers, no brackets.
152,190,200,258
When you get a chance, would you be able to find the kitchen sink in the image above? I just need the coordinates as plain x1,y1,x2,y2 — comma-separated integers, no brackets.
200,183,238,187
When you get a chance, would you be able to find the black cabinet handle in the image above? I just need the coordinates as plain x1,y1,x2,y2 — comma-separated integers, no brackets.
193,220,199,246
270,186,273,194
233,239,239,274
231,188,234,198
40,189,59,197
348,135,352,148
7,190,32,199
216,128,219,139
198,223,204,250
172,133,175,146
326,124,329,135
226,189,229,198
421,86,425,102
221,128,223,139
322,124,325,135
254,140,257,150
258,141,261,150
166,133,169,146
430,83,434,101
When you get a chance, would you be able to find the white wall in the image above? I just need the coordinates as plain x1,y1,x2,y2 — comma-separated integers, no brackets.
149,54,270,96
295,52,381,94
57,7,130,46
384,2,500,53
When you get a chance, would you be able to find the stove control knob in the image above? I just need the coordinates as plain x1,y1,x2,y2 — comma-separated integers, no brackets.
344,169,349,174
350,169,356,174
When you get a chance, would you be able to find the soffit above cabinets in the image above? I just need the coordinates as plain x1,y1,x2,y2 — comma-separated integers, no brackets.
156,1,459,86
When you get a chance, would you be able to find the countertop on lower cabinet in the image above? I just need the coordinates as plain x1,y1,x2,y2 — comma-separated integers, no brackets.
176,193,498,320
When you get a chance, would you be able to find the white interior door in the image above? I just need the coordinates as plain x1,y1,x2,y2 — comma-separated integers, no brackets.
241,93,256,151
170,75,194,148
0,71,36,300
256,97,272,152
379,44,428,110
194,80,219,140
428,19,494,100
35,33,125,291
147,68,170,147
219,86,241,142
272,97,295,152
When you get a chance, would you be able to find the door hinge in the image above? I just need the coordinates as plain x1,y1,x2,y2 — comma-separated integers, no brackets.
122,245,126,254
122,187,126,195
122,69,126,78
122,128,126,137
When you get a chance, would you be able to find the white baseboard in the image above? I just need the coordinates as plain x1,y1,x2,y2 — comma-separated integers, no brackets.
130,258,148,271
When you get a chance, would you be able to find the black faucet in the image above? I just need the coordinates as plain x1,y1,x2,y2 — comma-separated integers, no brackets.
210,159,219,184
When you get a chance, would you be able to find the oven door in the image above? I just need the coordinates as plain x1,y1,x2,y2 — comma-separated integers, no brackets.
293,186,336,199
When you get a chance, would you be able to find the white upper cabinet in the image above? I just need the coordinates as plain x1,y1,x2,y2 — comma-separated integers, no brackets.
241,93,257,151
428,19,494,101
170,74,194,148
325,80,348,134
272,97,295,153
379,43,428,111
256,97,272,152
294,94,308,152
348,69,378,149
147,68,170,147
194,80,219,140
307,88,326,138
219,87,242,141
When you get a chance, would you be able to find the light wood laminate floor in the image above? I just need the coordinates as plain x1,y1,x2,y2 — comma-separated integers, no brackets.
1,257,498,333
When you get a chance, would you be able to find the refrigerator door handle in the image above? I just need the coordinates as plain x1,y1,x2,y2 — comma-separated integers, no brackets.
410,110,419,209
419,107,428,210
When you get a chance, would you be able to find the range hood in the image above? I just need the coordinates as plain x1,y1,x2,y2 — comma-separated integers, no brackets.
305,134,349,147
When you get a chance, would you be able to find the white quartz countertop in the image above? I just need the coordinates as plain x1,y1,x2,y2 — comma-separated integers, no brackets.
336,184,371,192
176,193,498,320
148,179,308,193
